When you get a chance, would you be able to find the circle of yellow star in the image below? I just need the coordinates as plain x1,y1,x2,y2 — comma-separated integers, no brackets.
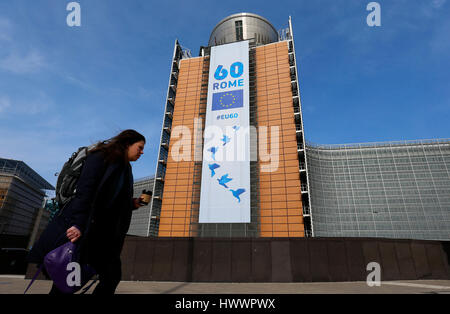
219,92,236,108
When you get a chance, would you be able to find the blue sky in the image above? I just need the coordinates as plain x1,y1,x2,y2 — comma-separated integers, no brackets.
0,0,449,192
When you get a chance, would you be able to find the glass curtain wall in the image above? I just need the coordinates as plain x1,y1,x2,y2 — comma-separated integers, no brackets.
306,139,450,240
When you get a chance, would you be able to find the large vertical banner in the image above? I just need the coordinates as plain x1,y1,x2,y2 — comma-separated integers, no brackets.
199,41,250,223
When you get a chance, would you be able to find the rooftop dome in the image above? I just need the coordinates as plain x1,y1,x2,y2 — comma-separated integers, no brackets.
208,13,278,46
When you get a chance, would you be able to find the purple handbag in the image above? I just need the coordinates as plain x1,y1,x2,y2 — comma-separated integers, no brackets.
45,241,97,293
25,242,97,294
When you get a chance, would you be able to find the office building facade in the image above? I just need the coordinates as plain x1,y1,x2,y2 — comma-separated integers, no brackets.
129,176,154,236
306,139,450,241
0,158,54,246
145,13,310,238
137,13,450,241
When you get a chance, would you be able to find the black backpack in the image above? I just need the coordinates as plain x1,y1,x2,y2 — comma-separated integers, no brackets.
54,146,91,211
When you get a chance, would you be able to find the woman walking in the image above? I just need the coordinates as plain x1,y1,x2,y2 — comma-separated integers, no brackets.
28,129,146,294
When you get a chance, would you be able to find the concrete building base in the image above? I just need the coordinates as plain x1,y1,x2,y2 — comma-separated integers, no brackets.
26,236,450,283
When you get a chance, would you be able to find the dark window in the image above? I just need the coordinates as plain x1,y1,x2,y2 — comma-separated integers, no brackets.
235,20,243,41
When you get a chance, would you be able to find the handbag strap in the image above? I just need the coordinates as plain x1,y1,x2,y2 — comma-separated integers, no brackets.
79,278,98,294
24,265,98,294
23,264,44,294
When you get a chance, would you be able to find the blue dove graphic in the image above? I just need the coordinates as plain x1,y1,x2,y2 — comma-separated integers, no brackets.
230,189,246,202
221,134,231,146
217,174,232,189
208,163,220,177
232,125,240,132
207,146,218,160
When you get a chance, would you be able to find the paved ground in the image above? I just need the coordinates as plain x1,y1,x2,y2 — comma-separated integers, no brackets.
1,275,450,294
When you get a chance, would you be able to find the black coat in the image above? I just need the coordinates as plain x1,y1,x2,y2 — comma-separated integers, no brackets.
28,151,135,268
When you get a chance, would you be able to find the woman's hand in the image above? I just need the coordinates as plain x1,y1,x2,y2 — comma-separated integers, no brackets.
66,226,82,243
133,198,143,209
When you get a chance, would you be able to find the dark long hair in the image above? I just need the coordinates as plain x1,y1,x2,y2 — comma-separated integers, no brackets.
90,129,146,164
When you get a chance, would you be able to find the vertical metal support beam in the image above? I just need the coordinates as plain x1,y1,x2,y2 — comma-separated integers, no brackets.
287,16,314,237
147,39,183,237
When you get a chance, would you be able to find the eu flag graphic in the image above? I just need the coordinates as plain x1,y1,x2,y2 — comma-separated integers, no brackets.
212,89,244,111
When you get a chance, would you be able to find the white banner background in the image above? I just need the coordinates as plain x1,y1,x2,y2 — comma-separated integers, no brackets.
199,41,250,223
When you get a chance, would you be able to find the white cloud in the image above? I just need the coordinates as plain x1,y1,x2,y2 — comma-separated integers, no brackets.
64,74,98,92
0,128,72,188
0,17,12,41
430,19,450,54
22,99,50,115
0,92,51,117
0,50,45,74
0,96,11,113
432,0,447,8
137,86,156,99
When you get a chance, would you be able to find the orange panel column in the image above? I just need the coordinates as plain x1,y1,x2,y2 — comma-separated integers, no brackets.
256,42,304,237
